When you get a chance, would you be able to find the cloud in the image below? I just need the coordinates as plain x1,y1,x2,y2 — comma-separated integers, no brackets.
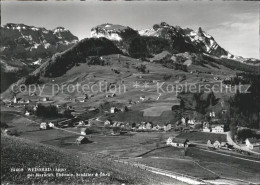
206,11,259,59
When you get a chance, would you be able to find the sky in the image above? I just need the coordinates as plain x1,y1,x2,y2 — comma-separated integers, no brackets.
1,1,259,59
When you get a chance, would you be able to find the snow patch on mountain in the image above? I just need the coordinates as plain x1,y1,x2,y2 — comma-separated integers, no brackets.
91,23,138,41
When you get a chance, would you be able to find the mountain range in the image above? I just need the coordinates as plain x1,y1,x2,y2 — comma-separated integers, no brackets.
1,22,259,94
0,23,78,92
91,22,259,64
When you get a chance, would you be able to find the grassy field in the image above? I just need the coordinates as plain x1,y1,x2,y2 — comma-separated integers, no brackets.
1,135,187,185
134,145,260,183
142,105,172,117
176,131,227,143
132,157,218,180
186,147,260,183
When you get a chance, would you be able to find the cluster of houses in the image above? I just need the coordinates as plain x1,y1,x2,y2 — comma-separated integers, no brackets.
110,106,128,113
3,96,31,106
104,120,172,132
127,95,153,105
39,122,55,130
166,137,189,148
4,96,52,107
180,117,197,126
105,93,116,98
203,122,224,133
207,140,229,150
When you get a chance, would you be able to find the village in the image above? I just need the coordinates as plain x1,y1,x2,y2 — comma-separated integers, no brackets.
2,93,260,155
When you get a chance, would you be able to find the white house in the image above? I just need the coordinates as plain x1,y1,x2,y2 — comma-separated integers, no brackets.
81,128,87,135
166,137,189,148
164,123,172,132
104,120,112,126
48,122,55,128
188,119,195,125
25,99,30,104
33,104,38,111
78,121,85,126
140,96,146,101
110,107,118,113
145,122,153,130
181,117,186,124
40,122,48,130
211,125,224,133
213,140,221,148
13,96,17,104
245,138,260,150
76,136,88,145
203,126,211,132
209,112,216,118
79,99,86,103
17,99,25,104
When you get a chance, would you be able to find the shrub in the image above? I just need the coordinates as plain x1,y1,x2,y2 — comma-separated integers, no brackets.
35,104,59,118
24,75,42,85
135,64,147,73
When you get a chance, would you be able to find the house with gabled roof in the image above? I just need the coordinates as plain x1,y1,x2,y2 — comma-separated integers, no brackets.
211,124,224,133
76,136,89,145
166,137,189,148
245,138,260,150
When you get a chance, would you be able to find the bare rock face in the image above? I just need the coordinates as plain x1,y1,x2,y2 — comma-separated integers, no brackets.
138,22,229,57
0,23,78,62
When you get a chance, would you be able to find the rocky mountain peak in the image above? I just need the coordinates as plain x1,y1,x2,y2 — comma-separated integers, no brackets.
91,23,138,41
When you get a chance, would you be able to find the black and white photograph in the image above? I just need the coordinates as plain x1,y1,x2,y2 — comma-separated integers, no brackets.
1,0,260,184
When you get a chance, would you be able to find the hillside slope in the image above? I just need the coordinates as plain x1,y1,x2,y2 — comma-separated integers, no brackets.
1,135,185,185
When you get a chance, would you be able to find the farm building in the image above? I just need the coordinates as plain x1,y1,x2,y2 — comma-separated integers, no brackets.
213,140,221,148
209,112,216,118
17,98,25,104
104,120,112,126
76,136,89,145
138,124,146,130
120,106,128,112
79,98,86,103
181,117,186,124
207,140,226,149
153,124,161,131
203,126,211,132
41,97,49,102
188,119,195,125
81,128,87,135
140,96,147,101
211,125,224,133
25,111,30,116
110,107,119,113
40,122,49,130
203,122,211,132
145,122,153,130
245,138,260,150
48,122,55,128
166,137,189,148
33,104,38,111
12,96,17,104
78,121,86,126
24,99,30,104
164,123,172,132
